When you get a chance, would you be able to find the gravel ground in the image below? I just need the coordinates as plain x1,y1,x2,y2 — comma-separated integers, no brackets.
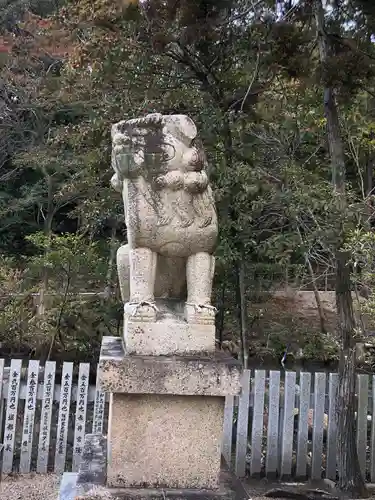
0,473,61,500
0,475,290,500
2,474,375,500
0,476,340,500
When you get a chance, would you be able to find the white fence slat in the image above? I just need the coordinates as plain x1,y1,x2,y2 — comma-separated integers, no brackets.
222,395,235,467
235,370,251,477
72,363,90,472
266,370,280,477
311,372,326,480
279,371,296,478
54,362,73,474
19,360,40,473
0,359,5,441
296,372,311,478
37,361,56,473
250,370,266,477
326,373,338,480
92,376,105,434
356,374,369,478
2,359,22,473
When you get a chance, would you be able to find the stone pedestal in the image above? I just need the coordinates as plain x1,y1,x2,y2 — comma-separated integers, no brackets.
99,337,241,490
58,334,243,500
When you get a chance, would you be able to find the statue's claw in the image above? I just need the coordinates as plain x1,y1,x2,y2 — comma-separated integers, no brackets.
185,303,217,314
157,215,172,227
198,216,212,228
179,217,194,228
128,301,160,317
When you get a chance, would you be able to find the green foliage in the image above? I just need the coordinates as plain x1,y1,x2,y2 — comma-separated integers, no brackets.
302,332,339,361
25,232,106,289
0,233,121,359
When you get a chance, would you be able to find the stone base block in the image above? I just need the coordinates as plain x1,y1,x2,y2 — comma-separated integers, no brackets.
99,337,241,396
58,436,247,500
123,300,215,355
124,319,215,356
108,393,224,489
124,318,215,356
95,338,241,491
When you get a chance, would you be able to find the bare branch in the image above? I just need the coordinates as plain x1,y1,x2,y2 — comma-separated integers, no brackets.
240,49,261,113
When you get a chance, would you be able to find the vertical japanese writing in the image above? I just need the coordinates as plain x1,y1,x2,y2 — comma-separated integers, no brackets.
2,359,22,474
20,361,39,473
72,363,90,471
0,359,5,445
54,362,73,474
20,360,40,472
93,386,105,434
37,362,56,473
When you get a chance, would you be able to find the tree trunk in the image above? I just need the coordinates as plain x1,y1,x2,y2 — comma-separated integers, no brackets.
297,227,327,334
365,154,374,227
37,174,54,316
365,156,373,198
314,0,368,495
223,113,249,365
236,259,249,369
307,256,327,335
335,251,367,496
104,224,118,299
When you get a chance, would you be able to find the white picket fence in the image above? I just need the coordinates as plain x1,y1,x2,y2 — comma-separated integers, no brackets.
0,359,106,475
0,360,374,481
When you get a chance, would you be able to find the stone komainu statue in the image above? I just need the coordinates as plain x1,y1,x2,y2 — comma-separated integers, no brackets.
111,113,218,324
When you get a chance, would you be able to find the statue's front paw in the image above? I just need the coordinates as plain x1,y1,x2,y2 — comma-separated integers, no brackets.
113,147,143,179
110,173,123,193
125,301,159,322
113,149,132,177
183,172,209,193
155,171,184,191
184,303,216,326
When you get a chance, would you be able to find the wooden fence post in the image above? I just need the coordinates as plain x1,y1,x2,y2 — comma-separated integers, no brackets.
37,361,56,473
311,372,326,480
266,370,280,478
235,370,251,477
250,370,266,477
2,359,22,474
72,363,90,472
54,362,73,474
296,372,311,479
19,360,40,473
279,371,296,479
222,395,235,467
